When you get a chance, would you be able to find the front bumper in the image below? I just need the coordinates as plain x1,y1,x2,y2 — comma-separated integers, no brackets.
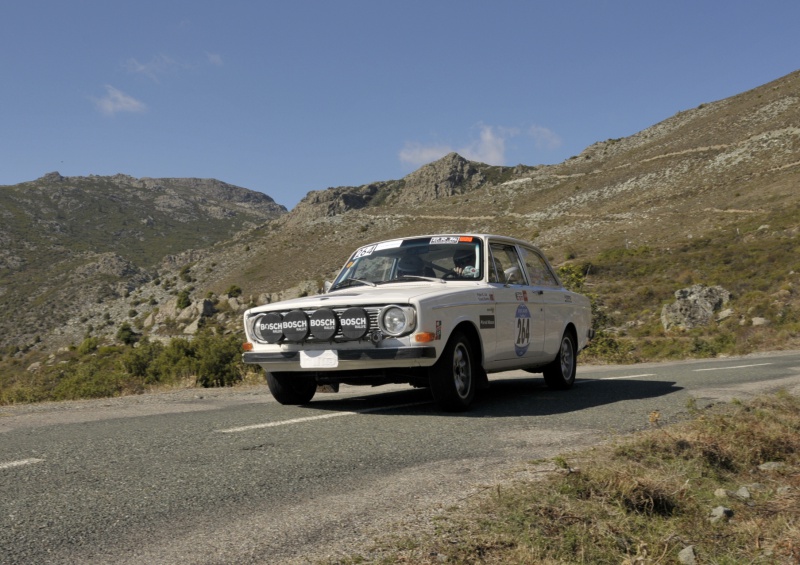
243,346,437,365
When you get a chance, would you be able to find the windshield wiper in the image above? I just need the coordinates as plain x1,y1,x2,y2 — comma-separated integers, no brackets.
332,277,377,290
398,275,445,284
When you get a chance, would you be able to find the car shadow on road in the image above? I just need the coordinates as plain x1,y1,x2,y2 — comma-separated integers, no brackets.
303,376,683,418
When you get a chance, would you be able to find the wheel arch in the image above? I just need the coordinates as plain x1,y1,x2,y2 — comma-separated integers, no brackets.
451,320,484,368
563,322,578,346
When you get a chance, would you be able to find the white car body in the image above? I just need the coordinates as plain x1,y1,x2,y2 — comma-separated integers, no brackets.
242,234,593,411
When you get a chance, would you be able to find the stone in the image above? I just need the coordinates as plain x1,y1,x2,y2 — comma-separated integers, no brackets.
758,461,786,472
751,317,770,326
184,318,200,335
678,545,697,565
716,308,734,321
709,506,734,523
661,284,731,330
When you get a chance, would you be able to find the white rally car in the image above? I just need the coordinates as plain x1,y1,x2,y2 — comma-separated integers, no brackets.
242,234,593,411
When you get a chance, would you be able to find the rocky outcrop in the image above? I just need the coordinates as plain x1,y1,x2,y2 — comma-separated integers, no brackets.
293,183,386,220
288,152,489,223
396,152,487,204
661,284,731,330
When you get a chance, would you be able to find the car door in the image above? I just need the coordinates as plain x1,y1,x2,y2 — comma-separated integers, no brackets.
487,241,546,365
518,245,566,360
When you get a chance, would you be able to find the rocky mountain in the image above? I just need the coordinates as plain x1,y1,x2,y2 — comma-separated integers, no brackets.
0,174,286,353
2,69,799,368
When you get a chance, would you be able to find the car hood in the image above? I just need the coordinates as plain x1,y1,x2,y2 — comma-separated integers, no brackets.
246,281,482,314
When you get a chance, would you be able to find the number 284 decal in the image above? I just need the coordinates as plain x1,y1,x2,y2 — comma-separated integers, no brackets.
515,303,531,356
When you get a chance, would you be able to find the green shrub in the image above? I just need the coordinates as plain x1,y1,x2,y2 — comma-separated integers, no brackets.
116,322,140,346
176,289,191,309
192,329,244,387
77,337,99,355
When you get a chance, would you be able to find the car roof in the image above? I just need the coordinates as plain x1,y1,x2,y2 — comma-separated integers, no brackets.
361,234,542,251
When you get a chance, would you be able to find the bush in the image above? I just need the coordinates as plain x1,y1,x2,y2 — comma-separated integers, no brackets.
176,289,191,310
116,322,140,346
77,337,99,355
192,329,244,387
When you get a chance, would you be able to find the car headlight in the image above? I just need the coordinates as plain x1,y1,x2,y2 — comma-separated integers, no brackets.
380,306,416,336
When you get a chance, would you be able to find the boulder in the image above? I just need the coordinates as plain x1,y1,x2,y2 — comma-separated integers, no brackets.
661,284,731,331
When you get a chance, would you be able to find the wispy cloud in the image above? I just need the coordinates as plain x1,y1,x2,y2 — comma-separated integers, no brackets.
399,123,562,167
529,125,562,150
93,85,147,116
398,142,454,167
459,125,515,165
125,54,179,82
206,52,223,66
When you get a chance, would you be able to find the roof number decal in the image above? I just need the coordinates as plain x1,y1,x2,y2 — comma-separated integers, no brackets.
353,245,376,258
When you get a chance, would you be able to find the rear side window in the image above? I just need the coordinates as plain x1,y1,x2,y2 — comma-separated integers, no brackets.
519,247,558,286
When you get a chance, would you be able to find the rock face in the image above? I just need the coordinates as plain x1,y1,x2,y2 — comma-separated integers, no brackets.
288,152,489,223
661,284,731,330
396,152,487,204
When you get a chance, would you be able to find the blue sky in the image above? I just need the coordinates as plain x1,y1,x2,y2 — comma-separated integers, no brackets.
2,1,799,209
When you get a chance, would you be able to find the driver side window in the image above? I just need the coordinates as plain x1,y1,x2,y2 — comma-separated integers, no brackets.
488,243,526,285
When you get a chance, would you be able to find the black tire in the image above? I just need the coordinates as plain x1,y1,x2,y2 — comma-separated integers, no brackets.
265,371,316,405
429,331,476,411
543,332,577,390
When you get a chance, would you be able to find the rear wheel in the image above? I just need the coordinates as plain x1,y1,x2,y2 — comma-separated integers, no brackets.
429,331,476,411
265,371,316,405
543,332,577,390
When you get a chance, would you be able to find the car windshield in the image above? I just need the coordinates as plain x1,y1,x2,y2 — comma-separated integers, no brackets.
330,236,483,290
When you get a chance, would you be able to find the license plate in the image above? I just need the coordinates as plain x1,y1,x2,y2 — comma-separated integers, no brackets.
300,350,339,368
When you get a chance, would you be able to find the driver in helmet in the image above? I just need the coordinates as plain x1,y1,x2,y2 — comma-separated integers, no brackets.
453,248,479,278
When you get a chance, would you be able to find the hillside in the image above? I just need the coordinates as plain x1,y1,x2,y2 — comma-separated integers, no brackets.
0,174,286,352
2,69,799,387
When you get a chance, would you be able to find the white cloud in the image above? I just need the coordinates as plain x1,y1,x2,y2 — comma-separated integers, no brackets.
399,123,562,168
398,124,513,167
206,52,223,66
125,54,179,82
529,125,562,149
459,125,514,165
399,142,453,166
93,85,147,116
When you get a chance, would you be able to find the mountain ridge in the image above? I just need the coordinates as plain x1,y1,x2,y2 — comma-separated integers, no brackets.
2,69,799,369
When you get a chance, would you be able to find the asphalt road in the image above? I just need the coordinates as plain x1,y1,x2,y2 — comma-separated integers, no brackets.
2,351,799,564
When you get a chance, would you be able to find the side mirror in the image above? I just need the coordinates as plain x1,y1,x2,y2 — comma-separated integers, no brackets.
323,281,332,293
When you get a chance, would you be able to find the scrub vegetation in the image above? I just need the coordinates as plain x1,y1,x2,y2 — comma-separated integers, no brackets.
330,392,800,564
0,326,247,404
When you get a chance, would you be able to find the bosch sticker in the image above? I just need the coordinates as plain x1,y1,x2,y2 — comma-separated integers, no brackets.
435,320,442,340
515,290,529,302
514,303,531,356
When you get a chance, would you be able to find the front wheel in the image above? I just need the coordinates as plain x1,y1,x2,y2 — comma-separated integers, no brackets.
265,371,316,405
543,332,577,390
429,331,476,411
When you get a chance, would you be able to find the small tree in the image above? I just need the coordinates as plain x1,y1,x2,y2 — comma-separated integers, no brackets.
225,285,242,298
116,322,140,346
176,289,191,310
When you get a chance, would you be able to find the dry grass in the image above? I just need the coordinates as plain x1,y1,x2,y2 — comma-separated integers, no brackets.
330,392,800,564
